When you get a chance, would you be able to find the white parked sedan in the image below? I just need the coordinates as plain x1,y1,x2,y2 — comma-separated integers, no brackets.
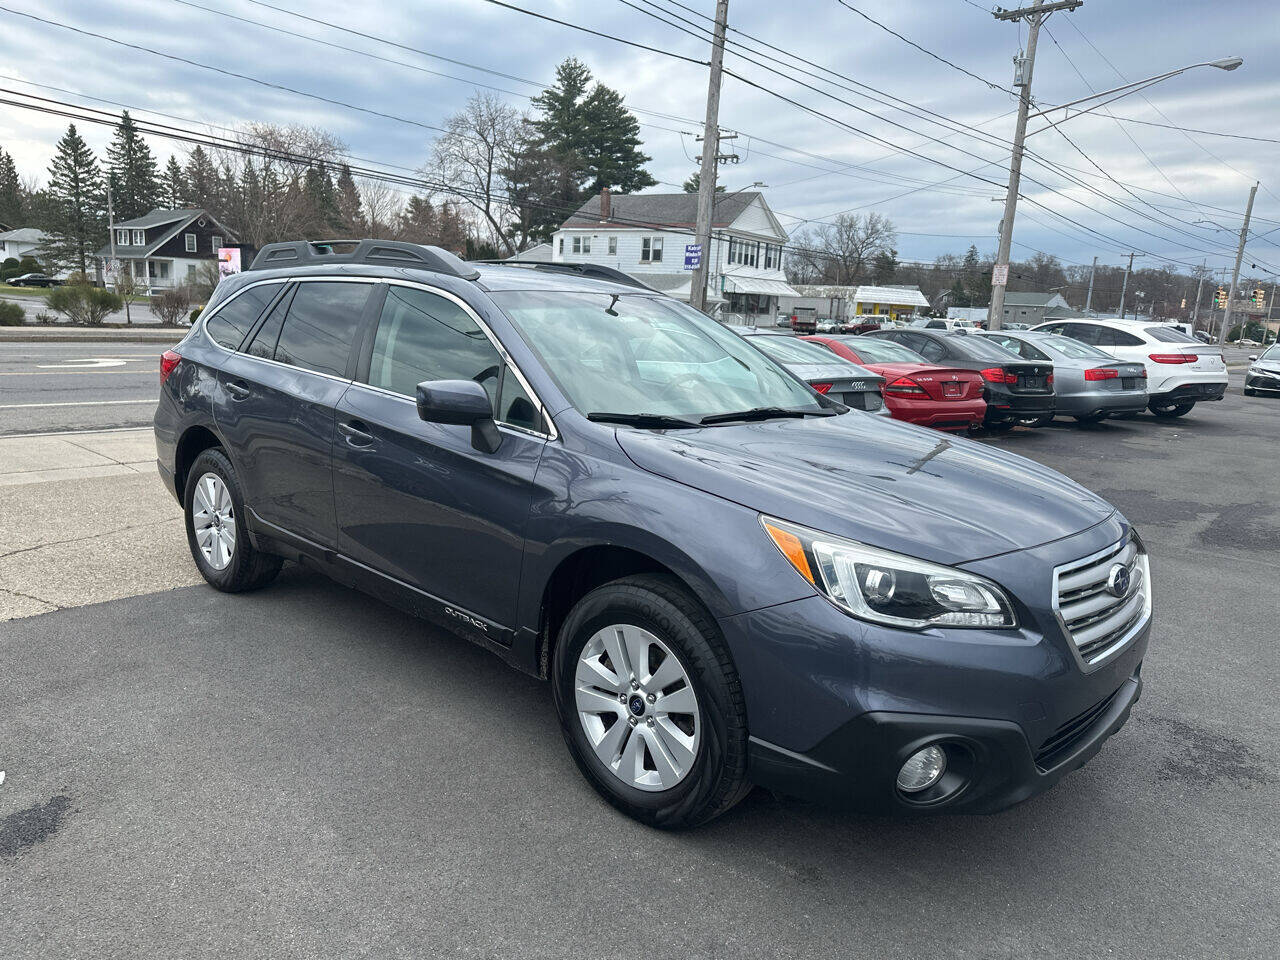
1032,317,1227,418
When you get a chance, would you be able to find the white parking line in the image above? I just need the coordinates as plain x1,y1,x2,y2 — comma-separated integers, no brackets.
0,399,155,409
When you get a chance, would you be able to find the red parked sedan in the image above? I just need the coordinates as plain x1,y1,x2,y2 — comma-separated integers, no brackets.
802,335,987,431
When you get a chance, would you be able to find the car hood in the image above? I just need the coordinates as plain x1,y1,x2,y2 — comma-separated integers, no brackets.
615,413,1115,566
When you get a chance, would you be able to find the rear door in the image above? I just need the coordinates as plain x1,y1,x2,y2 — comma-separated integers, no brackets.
214,278,376,548
332,282,550,630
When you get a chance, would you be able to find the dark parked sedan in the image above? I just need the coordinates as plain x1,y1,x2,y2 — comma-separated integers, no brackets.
6,272,57,287
867,328,1055,429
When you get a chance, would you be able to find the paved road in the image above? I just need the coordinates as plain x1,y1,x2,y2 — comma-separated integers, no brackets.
0,376,1277,959
0,341,176,436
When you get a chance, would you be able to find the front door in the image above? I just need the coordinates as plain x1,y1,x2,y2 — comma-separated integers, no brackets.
332,282,550,630
214,278,377,548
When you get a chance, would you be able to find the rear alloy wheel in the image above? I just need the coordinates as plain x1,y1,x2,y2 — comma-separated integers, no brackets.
1149,400,1196,418
552,574,751,828
183,448,283,593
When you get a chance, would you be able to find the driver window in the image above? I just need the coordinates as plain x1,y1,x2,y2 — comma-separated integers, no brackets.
367,285,503,408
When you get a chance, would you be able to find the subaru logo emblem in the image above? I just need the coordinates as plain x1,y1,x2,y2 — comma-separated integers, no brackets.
1106,563,1131,599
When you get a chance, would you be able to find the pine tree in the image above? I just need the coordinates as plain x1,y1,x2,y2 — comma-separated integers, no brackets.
681,172,724,194
578,84,654,194
0,147,22,226
162,156,185,208
106,111,160,220
335,164,364,235
182,146,219,211
40,124,106,275
303,164,341,236
397,195,437,244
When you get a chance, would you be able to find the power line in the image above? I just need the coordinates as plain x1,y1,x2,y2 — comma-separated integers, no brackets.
832,0,1011,94
480,0,708,66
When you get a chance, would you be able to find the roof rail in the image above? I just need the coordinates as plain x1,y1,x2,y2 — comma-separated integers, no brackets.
474,260,654,291
247,239,480,281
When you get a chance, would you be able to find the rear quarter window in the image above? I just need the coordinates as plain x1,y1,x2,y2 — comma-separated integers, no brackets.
1145,326,1199,343
204,282,284,350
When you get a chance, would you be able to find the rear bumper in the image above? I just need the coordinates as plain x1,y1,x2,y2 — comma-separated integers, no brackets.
985,392,1055,422
749,668,1141,814
883,395,986,430
1150,382,1226,404
1057,389,1149,418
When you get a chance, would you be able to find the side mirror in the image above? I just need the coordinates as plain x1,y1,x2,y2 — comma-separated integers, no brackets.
415,379,502,453
1249,355,1259,361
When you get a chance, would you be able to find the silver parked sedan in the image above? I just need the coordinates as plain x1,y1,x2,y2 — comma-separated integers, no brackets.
733,328,889,414
980,330,1148,424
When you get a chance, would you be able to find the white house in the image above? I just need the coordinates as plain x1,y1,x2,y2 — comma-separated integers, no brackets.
0,227,49,263
551,189,800,324
95,208,237,291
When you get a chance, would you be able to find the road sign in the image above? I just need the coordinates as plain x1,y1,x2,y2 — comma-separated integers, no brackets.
992,263,1009,286
683,243,702,271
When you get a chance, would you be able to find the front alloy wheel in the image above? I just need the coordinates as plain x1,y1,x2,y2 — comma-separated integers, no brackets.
574,624,700,792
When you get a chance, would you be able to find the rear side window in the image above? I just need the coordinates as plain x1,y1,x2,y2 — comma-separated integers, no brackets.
274,281,372,377
244,288,293,360
914,337,946,363
367,285,502,405
1063,323,1102,346
204,282,283,350
1094,325,1144,347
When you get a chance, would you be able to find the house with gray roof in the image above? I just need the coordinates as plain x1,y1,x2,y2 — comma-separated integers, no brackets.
553,189,799,323
97,208,237,291
0,227,51,265
999,291,1077,325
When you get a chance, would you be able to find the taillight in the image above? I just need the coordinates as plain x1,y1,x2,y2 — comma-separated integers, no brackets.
884,376,927,395
811,382,833,394
1084,368,1118,381
980,367,1017,383
160,350,182,384
1046,372,1054,386
1149,353,1195,364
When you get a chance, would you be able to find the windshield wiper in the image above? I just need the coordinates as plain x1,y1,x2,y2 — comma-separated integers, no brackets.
588,412,702,429
699,406,834,425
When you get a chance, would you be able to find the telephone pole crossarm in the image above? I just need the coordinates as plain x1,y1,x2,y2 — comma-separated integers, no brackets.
993,0,1082,20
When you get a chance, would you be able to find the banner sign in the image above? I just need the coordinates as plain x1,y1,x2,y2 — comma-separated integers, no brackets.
684,243,702,271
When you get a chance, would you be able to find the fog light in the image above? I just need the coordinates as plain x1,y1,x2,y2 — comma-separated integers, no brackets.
897,745,947,793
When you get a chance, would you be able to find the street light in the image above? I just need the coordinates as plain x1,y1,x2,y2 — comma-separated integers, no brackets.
1026,57,1244,137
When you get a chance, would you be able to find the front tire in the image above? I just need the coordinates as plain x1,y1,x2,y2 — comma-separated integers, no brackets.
183,448,282,593
552,574,751,829
1243,387,1257,397
1149,399,1195,418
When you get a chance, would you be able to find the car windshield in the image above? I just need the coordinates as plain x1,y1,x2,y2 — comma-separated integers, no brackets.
837,336,923,363
951,335,1023,362
1261,344,1280,360
1145,326,1199,343
1040,335,1115,360
747,334,842,365
490,291,823,419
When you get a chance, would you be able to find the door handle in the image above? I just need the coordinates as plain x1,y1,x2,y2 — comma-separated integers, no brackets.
337,420,374,446
225,379,251,400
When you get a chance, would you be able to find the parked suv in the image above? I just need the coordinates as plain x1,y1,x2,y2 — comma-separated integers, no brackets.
1032,318,1226,418
155,241,1150,828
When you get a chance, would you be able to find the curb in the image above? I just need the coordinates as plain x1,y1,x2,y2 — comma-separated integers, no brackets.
0,326,184,343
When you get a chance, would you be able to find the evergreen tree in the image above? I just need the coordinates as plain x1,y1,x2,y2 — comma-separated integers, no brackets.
578,84,655,195
335,164,364,234
0,147,22,226
162,156,185,208
106,111,160,220
303,164,341,235
39,124,106,275
948,277,970,308
182,146,219,210
681,172,725,194
872,248,899,285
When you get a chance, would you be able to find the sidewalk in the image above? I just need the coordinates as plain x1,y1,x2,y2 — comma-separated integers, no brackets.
0,325,184,343
0,427,198,620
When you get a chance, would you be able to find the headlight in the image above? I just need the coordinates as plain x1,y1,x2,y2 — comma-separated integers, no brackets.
762,516,1017,630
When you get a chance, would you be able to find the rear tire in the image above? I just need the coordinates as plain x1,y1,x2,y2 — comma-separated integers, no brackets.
552,574,751,829
1149,400,1195,418
183,448,283,593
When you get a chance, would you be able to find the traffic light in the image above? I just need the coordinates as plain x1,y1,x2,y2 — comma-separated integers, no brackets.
1254,287,1266,306
1214,286,1227,308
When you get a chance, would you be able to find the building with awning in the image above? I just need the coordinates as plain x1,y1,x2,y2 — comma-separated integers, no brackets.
551,189,794,324
852,285,931,323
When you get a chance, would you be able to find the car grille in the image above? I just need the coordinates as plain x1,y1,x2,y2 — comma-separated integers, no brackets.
1053,535,1149,667
1034,685,1122,770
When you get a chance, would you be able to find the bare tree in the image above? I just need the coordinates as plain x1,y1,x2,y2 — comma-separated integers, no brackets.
359,179,403,239
786,214,897,286
427,93,522,255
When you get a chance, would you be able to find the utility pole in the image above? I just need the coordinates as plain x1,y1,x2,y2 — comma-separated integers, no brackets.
987,0,1083,331
1265,283,1277,346
1118,252,1136,319
1220,180,1258,345
690,0,730,315
1084,255,1097,312
1190,259,1206,328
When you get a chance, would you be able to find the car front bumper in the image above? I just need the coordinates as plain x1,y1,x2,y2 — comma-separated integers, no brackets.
721,516,1149,814
1245,368,1280,391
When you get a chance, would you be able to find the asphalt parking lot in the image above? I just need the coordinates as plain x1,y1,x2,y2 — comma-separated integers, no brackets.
1,373,1277,959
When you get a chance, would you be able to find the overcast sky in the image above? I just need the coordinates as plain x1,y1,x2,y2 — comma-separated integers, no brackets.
2,0,1278,275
